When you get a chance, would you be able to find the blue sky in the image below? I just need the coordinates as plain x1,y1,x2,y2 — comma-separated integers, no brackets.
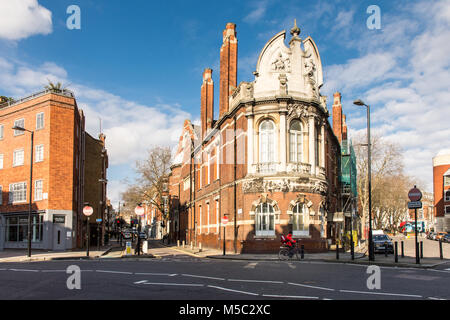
1,0,449,205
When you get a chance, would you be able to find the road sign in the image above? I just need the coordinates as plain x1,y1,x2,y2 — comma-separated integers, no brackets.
222,216,228,226
96,218,102,223
135,206,145,216
125,242,132,255
408,187,422,202
408,201,422,209
83,206,93,216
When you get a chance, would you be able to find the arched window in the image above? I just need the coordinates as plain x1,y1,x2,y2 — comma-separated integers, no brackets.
259,120,275,164
315,124,321,167
255,202,275,236
289,120,302,162
292,203,309,236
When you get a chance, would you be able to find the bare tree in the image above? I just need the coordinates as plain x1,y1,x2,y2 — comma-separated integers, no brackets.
353,133,404,235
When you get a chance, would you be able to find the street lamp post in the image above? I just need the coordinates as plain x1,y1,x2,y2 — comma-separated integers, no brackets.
12,125,34,258
353,99,374,261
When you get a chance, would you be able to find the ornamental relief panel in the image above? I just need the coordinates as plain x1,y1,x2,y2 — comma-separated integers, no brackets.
242,177,328,195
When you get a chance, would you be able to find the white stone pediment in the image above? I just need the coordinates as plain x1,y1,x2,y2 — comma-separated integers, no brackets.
252,29,324,102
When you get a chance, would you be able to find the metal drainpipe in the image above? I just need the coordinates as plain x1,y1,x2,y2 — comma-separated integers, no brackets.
234,116,237,254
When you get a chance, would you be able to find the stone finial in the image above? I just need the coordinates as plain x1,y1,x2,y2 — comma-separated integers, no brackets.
290,19,301,37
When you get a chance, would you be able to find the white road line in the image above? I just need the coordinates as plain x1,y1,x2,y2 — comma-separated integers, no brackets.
9,269,39,272
182,274,225,281
287,263,296,269
41,270,66,273
207,285,259,296
95,270,133,275
243,262,258,269
144,282,204,287
428,297,446,300
426,269,450,274
339,289,422,298
262,294,319,299
288,282,335,291
445,268,450,271
134,280,148,284
135,273,177,277
228,279,284,284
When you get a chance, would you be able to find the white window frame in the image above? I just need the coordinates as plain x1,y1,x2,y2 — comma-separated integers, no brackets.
13,119,25,136
36,112,44,130
0,124,3,140
215,200,219,234
9,182,27,204
445,190,450,202
13,149,24,167
255,203,275,236
35,144,44,162
207,153,211,185
445,205,450,215
183,176,190,191
216,146,220,179
444,175,450,187
206,202,210,234
289,120,303,163
0,154,3,169
34,180,43,201
259,120,275,164
292,203,310,237
198,206,202,234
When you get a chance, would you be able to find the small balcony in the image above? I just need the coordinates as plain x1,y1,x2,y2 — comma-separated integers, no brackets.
254,162,277,174
286,162,311,174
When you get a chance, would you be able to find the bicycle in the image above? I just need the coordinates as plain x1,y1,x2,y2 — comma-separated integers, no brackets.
278,242,300,260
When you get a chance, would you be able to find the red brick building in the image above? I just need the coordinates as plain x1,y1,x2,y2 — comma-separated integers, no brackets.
0,89,108,250
167,22,348,253
433,152,450,232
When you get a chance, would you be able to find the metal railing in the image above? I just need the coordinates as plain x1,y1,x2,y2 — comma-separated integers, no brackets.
0,89,75,109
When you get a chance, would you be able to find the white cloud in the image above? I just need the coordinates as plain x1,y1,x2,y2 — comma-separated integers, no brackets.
243,0,268,23
336,0,450,192
0,0,52,41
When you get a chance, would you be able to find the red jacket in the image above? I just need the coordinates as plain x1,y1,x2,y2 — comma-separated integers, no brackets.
282,234,296,247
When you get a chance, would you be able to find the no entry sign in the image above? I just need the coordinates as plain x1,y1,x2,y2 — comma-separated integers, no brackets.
222,216,228,226
408,187,422,202
83,206,93,216
135,206,145,216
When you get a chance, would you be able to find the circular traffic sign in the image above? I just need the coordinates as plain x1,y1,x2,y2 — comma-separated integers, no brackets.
222,216,228,226
135,206,145,216
83,206,93,216
408,187,422,202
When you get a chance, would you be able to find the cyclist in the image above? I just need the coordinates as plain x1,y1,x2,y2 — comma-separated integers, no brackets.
281,232,296,257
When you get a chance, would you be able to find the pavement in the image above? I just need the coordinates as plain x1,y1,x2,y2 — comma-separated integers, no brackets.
1,238,448,269
157,241,450,269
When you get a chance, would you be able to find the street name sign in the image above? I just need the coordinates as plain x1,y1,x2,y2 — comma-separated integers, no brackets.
408,201,422,209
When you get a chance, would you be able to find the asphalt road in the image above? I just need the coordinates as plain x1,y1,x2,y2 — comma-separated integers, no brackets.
0,249,449,301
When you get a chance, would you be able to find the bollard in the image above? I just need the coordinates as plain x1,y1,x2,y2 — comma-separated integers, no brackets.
336,241,339,260
177,240,180,247
199,242,202,252
440,240,443,260
395,242,398,263
182,240,185,248
420,241,423,259
384,242,388,257
301,244,305,259
401,241,404,258
190,241,193,250
351,238,355,260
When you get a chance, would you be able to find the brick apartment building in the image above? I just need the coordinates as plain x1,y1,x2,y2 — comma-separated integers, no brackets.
433,152,450,232
0,89,108,251
167,22,350,253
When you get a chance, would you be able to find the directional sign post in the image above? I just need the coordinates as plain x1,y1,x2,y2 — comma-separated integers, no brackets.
135,205,145,256
83,205,93,257
408,186,422,264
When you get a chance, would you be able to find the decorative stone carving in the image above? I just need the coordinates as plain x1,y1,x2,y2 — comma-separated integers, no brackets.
287,103,308,119
243,177,328,195
271,52,291,72
278,73,287,95
304,58,318,98
245,82,254,99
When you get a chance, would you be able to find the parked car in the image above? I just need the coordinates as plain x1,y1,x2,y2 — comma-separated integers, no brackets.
443,234,450,243
427,232,437,240
435,232,448,241
372,234,394,253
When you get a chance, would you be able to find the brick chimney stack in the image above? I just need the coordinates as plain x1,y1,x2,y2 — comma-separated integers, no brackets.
201,68,214,138
342,114,348,141
219,23,237,118
332,92,343,144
